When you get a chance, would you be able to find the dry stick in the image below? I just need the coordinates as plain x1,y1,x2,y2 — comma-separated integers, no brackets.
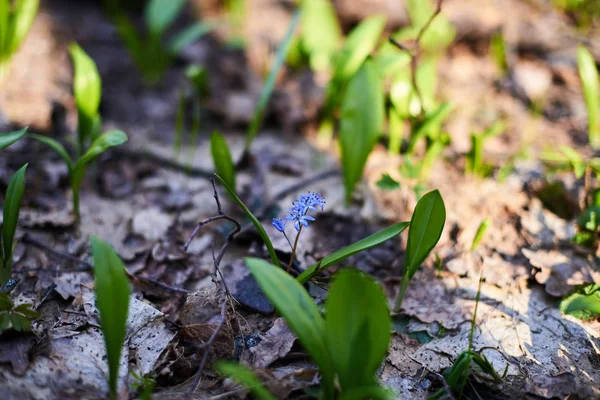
183,179,242,397
389,0,444,115
21,233,192,294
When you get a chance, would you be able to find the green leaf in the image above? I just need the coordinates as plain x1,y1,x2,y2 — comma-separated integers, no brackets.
297,222,409,284
214,174,279,267
471,218,490,252
0,293,13,311
340,59,384,202
376,174,400,191
1,164,27,286
560,283,600,319
246,11,300,149
91,236,131,399
325,269,391,391
215,362,277,400
13,303,40,319
6,0,39,55
332,15,386,83
72,130,128,189
245,258,334,397
145,0,186,35
0,312,9,332
0,127,27,150
9,313,31,331
300,0,342,71
29,133,73,170
577,45,600,149
168,21,216,54
405,189,446,280
69,42,102,151
210,131,236,191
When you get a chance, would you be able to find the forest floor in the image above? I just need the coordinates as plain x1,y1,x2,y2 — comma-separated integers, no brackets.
0,0,600,399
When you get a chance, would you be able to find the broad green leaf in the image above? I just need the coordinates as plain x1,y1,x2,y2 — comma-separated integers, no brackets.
376,174,400,191
145,0,186,35
325,269,391,391
0,293,12,310
245,258,334,397
1,164,27,286
0,127,27,150
577,45,600,149
29,133,73,170
560,283,600,319
210,131,236,191
0,312,8,332
10,313,31,331
332,15,386,83
405,189,446,279
13,303,40,319
69,43,101,151
215,362,276,400
471,218,490,252
168,21,216,54
340,59,384,202
215,174,279,267
300,0,342,71
6,0,39,55
72,130,128,189
91,236,131,399
246,11,300,149
297,222,409,284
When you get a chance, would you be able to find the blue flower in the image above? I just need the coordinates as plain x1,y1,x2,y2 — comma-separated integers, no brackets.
278,191,325,232
272,218,286,232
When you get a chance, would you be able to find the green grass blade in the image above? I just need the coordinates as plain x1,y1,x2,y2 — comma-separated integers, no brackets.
297,222,409,284
214,174,279,266
0,127,27,150
72,130,128,186
210,131,236,190
29,133,73,171
471,218,490,252
69,42,102,153
577,45,600,149
168,21,216,54
404,189,446,280
245,257,334,397
1,164,27,286
215,362,277,400
340,59,384,202
145,0,186,36
300,0,342,71
245,11,301,150
8,0,39,55
0,0,9,59
90,236,131,399
325,269,390,391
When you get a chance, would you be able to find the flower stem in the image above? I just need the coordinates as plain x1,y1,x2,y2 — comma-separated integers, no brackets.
393,274,411,312
287,227,302,273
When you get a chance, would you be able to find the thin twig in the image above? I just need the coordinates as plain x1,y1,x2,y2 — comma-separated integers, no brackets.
389,0,444,115
113,148,213,178
184,178,243,397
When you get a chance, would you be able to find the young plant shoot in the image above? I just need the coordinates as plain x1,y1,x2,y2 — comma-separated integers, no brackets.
29,44,128,221
104,0,215,84
91,236,131,400
394,189,446,312
577,45,600,149
244,259,391,398
1,164,27,289
0,0,39,81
